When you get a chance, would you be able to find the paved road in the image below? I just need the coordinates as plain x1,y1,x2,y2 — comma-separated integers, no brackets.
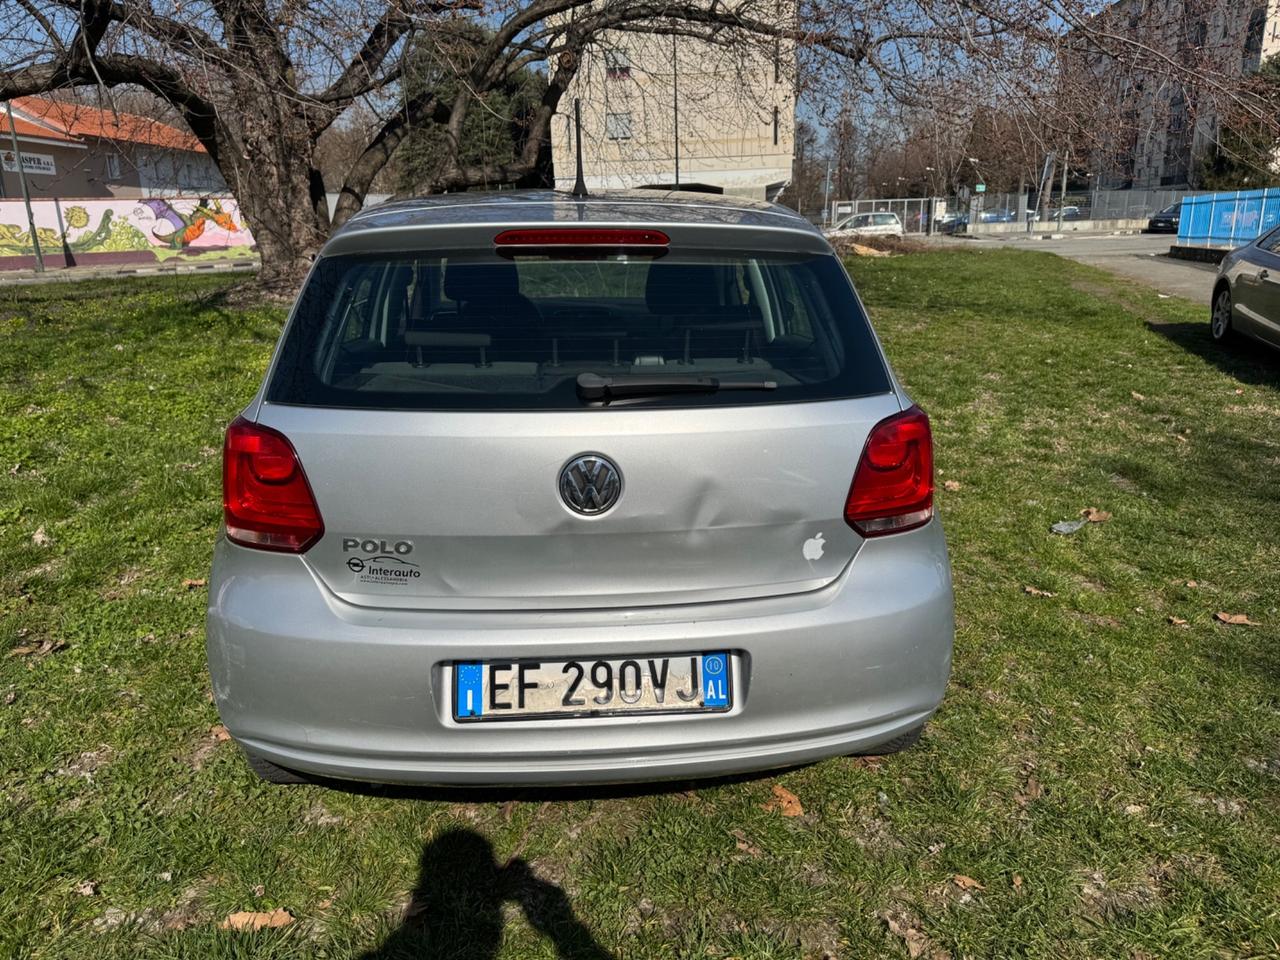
976,233,1219,305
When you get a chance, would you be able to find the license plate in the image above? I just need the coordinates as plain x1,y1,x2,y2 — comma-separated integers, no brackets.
453,652,731,722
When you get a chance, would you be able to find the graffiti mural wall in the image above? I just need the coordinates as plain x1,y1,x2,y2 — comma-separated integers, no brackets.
0,196,256,270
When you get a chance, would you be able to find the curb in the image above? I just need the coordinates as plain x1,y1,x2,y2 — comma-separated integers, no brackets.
0,259,260,285
1167,245,1230,265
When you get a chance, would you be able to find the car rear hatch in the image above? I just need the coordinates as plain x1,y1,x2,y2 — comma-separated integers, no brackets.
250,220,903,610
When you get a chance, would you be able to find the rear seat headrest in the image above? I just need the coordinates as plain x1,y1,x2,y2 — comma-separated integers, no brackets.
444,262,520,301
644,262,722,312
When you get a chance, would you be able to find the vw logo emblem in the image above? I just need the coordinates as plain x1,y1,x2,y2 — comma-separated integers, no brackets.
559,454,622,516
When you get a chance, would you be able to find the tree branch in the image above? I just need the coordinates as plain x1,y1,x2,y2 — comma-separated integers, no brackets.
0,52,222,158
330,91,453,227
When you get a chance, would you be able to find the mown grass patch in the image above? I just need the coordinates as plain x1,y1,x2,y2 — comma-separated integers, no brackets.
1,249,1277,959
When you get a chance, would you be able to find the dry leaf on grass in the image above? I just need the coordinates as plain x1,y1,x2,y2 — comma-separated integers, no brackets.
879,909,951,960
210,724,232,742
182,578,207,590
1012,873,1024,892
1080,507,1112,523
32,525,52,547
1130,391,1145,401
1023,586,1056,598
1185,580,1199,588
75,880,98,896
942,479,962,492
762,783,804,817
730,829,762,857
1215,612,1260,627
952,874,985,891
8,638,66,658
1015,776,1044,808
219,908,293,931
1168,617,1188,627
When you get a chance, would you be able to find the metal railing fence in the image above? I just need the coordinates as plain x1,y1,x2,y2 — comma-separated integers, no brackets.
831,188,1205,233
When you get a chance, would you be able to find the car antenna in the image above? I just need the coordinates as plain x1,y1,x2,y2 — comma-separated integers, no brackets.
571,98,589,199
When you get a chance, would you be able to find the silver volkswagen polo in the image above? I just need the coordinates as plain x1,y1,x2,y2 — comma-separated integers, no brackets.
205,189,954,785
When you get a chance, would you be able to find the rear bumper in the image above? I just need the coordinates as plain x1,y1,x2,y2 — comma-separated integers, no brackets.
206,521,954,785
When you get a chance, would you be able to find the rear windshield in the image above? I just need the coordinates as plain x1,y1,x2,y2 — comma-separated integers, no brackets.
267,249,891,410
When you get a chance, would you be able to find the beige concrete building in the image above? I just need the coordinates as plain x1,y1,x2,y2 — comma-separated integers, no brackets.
551,8,795,201
1088,1,1280,188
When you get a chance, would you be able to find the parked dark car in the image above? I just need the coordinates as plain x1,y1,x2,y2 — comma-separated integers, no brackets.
1147,202,1182,234
979,208,1016,223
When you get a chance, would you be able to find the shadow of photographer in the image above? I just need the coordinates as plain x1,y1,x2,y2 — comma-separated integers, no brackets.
359,828,616,960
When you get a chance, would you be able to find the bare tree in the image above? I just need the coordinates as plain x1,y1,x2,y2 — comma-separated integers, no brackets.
2,0,1272,288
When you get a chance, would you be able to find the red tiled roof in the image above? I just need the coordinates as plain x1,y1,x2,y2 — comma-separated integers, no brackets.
2,109,80,144
11,97,206,153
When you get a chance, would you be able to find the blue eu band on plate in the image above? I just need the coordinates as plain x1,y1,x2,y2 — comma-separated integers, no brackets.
454,653,732,721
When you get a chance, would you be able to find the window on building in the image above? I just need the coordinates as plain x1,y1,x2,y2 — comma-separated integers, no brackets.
605,111,632,140
772,106,780,146
604,48,631,80
105,152,122,180
1246,7,1266,60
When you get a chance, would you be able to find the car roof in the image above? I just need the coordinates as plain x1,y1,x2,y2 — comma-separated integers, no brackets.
325,188,822,256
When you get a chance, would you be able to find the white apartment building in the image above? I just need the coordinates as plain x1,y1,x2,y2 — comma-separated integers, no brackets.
550,8,796,201
1089,0,1280,188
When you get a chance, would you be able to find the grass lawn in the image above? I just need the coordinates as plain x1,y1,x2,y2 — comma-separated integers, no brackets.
1,248,1278,959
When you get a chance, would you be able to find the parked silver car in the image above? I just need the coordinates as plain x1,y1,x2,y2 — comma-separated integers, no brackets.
206,190,954,786
826,211,904,239
1212,229,1280,350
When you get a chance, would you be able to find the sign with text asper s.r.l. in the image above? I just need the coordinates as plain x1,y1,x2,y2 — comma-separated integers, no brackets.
1,150,57,176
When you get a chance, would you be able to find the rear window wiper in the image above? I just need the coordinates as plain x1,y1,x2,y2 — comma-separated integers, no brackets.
576,372,777,404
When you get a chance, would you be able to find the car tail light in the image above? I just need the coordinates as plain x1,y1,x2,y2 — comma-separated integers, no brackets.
494,228,669,247
223,417,323,552
844,406,934,537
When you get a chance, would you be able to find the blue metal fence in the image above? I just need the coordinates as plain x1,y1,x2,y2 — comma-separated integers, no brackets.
1178,189,1280,247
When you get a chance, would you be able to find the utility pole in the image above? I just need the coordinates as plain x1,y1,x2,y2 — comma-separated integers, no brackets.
1037,152,1056,229
822,160,832,226
5,100,44,272
1057,150,1069,232
672,34,680,189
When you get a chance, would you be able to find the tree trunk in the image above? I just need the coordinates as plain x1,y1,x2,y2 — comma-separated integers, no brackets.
211,89,331,294
243,190,328,294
